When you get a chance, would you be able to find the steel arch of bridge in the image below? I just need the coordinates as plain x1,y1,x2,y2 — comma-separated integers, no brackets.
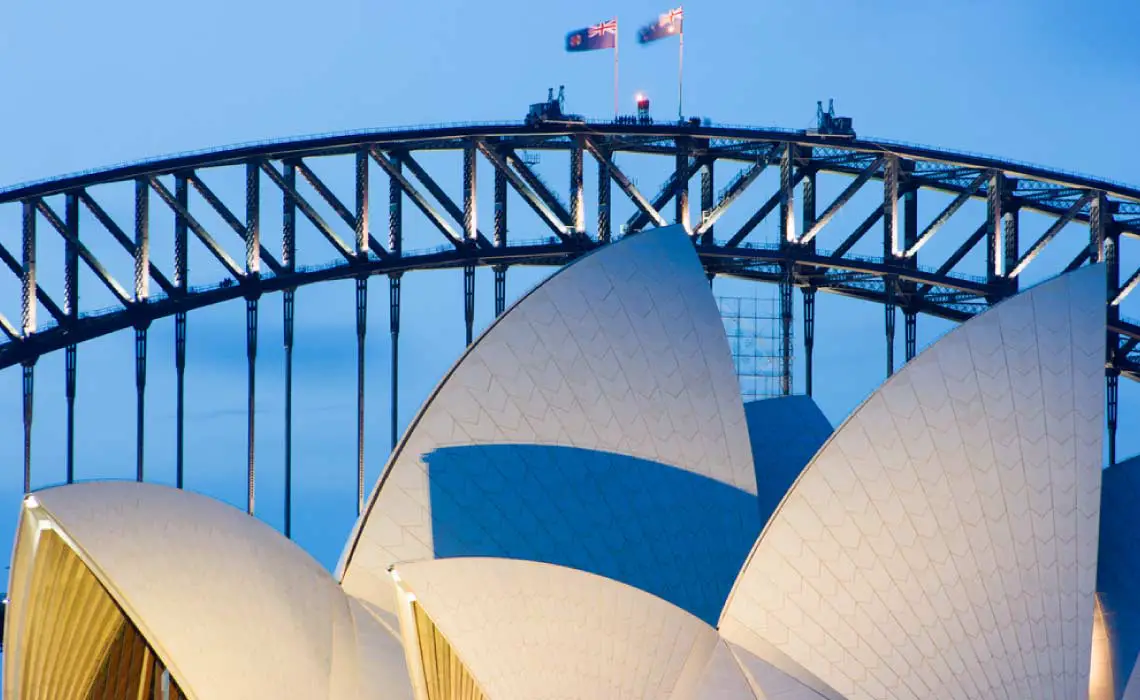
3,120,1139,524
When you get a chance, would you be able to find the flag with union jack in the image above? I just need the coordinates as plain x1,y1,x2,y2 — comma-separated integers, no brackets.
566,18,618,52
637,6,683,44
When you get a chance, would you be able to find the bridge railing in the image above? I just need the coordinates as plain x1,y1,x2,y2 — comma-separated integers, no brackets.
0,119,522,196
4,118,1137,201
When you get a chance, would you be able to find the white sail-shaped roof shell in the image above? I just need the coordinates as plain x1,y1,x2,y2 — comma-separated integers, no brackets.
341,226,757,620
4,482,412,700
721,265,1105,700
392,557,759,700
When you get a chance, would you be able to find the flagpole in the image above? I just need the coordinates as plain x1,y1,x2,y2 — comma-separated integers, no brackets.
614,18,619,118
677,22,684,120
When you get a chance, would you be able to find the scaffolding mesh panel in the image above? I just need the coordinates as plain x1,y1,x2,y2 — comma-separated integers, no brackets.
718,294,789,401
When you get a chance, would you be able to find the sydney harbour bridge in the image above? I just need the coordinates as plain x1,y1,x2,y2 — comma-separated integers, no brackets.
2,116,1138,535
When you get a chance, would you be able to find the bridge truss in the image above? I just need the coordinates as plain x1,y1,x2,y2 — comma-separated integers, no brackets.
2,121,1138,532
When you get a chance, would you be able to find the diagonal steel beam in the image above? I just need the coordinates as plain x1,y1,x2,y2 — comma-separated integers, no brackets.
624,155,712,234
259,161,355,261
800,156,885,245
148,177,245,278
935,221,989,277
501,149,573,227
694,148,778,237
77,191,176,295
0,240,65,322
918,221,988,297
1113,265,1140,306
1121,337,1139,357
0,310,17,341
736,168,810,248
401,152,492,248
1121,365,1140,383
291,160,387,258
726,191,781,248
475,141,572,242
1009,191,1094,278
189,174,248,236
832,207,884,258
365,233,387,258
582,137,668,229
904,171,987,257
370,149,465,250
35,198,132,306
296,161,356,230
724,167,807,248
187,174,286,275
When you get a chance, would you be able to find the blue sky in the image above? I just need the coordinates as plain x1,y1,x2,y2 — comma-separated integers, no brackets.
0,0,1138,573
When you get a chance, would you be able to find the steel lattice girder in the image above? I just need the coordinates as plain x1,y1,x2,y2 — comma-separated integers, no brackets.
0,121,1138,381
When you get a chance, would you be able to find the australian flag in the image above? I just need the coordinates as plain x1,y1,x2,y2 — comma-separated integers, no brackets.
637,7,683,43
566,19,617,52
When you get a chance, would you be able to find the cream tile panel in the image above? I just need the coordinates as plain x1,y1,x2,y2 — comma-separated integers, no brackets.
721,266,1105,700
27,481,407,700
394,557,724,700
342,226,755,613
728,642,842,700
675,639,758,700
674,637,851,700
716,624,847,700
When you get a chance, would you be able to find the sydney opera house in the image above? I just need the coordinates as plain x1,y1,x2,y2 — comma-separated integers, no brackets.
3,224,1133,699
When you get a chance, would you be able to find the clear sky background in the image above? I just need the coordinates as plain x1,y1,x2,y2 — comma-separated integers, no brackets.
0,0,1138,575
